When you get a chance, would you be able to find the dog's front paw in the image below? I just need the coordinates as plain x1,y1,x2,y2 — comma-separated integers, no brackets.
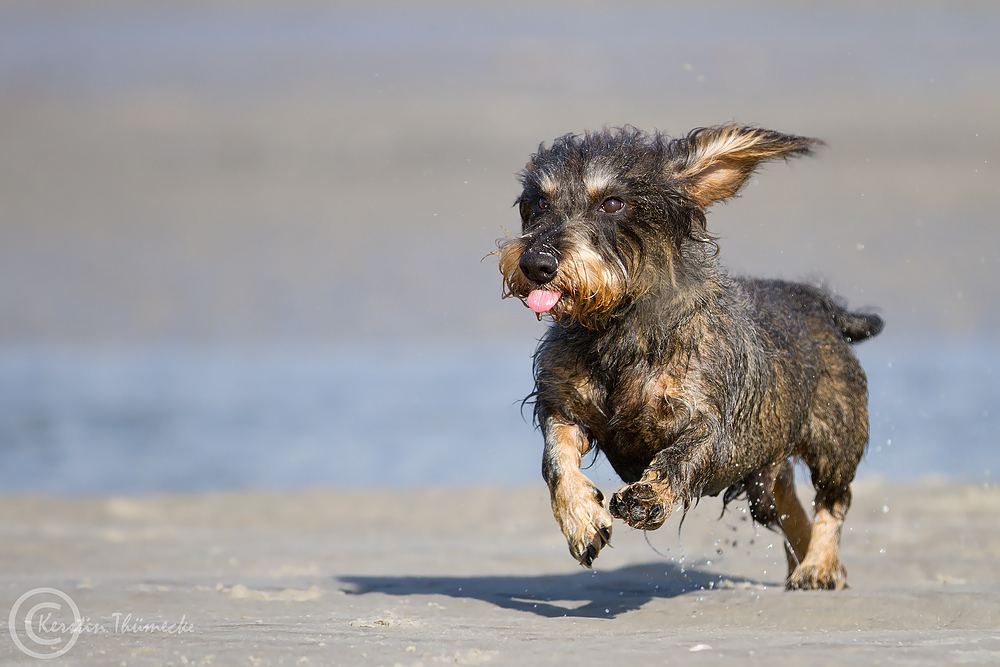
786,559,848,590
552,482,613,567
609,481,673,530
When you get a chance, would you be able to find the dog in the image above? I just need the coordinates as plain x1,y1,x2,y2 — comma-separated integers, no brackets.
497,124,883,590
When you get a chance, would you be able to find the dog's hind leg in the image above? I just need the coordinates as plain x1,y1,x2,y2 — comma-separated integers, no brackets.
786,486,851,590
786,341,867,590
771,460,812,579
744,459,812,581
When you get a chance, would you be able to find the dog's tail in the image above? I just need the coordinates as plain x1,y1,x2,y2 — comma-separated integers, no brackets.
834,310,884,344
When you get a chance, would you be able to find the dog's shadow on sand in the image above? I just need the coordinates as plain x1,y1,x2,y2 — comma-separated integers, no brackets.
339,562,767,619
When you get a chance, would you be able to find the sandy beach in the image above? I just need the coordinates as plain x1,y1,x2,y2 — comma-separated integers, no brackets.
3,480,998,665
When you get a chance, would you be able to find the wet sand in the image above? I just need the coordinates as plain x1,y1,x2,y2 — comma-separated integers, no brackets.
3,480,998,665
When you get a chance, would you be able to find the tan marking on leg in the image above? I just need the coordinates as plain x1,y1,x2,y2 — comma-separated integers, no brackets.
771,461,811,578
787,492,850,590
544,420,612,567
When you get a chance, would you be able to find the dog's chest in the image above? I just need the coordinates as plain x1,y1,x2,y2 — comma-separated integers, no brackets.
577,359,698,472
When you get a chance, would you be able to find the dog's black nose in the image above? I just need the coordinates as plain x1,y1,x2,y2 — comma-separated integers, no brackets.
519,251,558,284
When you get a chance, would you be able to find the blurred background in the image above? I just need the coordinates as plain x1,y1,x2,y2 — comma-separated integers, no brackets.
0,1,997,494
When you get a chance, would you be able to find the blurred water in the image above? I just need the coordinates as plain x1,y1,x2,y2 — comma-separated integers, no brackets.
0,343,540,494
860,338,1000,481
0,338,995,494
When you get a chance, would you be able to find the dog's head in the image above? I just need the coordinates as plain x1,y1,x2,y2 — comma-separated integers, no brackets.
498,123,821,326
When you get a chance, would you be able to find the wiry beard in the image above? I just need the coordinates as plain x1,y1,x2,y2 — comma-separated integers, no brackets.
497,232,635,328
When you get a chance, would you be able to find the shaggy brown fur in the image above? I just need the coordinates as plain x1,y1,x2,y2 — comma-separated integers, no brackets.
497,124,883,590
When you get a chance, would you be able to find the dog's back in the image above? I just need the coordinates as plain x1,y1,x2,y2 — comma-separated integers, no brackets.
739,277,883,490
741,278,883,346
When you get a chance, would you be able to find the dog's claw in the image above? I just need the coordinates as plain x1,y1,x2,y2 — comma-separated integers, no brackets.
608,495,624,520
554,481,614,568
576,533,605,569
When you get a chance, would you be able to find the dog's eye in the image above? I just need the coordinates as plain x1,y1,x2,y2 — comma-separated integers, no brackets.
537,197,550,212
601,197,625,214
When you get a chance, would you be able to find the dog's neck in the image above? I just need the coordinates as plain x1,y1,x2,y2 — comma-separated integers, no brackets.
577,240,732,366
638,240,730,327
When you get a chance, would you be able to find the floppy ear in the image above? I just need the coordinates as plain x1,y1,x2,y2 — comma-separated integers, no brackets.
672,124,822,208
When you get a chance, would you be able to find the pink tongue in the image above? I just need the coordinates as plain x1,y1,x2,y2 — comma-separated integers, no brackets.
527,289,562,314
